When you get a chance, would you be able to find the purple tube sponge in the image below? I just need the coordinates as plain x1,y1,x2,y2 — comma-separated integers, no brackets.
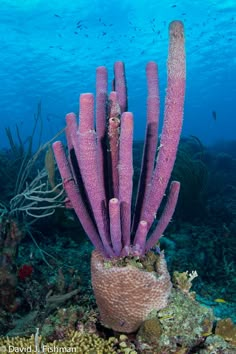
53,20,186,258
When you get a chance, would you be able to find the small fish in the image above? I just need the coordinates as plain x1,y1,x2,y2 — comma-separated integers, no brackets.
214,298,227,303
202,331,212,337
212,110,217,120
159,315,174,320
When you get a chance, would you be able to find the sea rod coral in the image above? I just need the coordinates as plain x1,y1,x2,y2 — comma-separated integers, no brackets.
53,20,186,333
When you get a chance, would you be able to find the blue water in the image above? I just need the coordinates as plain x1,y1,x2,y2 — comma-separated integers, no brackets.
0,0,235,147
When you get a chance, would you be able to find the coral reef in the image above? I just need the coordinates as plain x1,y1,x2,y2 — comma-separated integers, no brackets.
0,330,121,354
0,219,235,353
199,334,236,353
137,288,214,353
215,318,236,346
0,10,236,353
